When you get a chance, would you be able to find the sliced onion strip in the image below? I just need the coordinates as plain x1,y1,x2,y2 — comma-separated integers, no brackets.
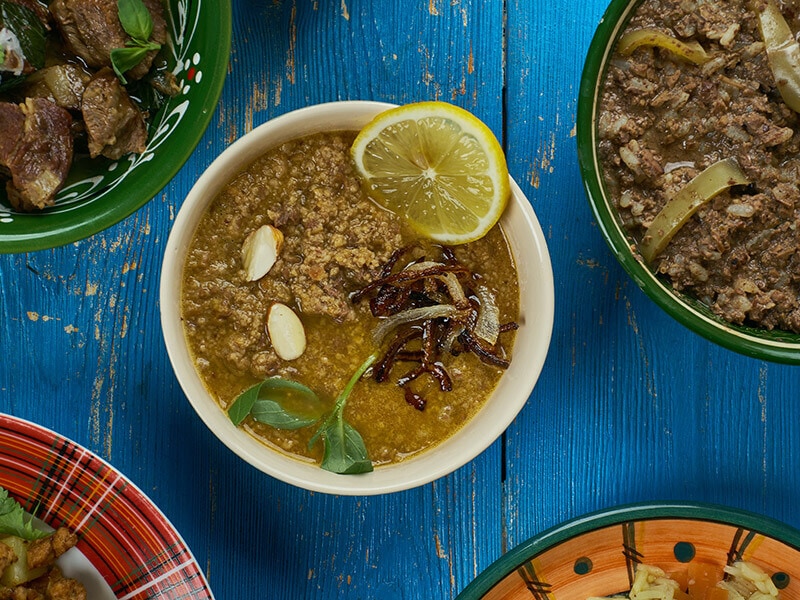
474,286,500,346
372,304,459,346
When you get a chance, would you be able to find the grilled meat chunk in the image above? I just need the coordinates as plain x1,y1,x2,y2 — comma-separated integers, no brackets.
0,98,73,211
49,0,166,81
44,570,87,600
82,67,147,159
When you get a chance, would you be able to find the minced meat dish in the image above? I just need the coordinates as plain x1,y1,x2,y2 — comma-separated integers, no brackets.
598,0,800,333
181,131,519,466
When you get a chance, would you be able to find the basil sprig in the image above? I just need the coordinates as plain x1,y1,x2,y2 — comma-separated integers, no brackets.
228,378,322,430
228,354,377,475
309,354,376,475
110,0,161,84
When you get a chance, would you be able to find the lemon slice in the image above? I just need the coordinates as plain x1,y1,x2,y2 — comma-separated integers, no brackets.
351,101,511,244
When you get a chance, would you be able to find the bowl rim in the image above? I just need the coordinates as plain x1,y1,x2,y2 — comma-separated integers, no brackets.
159,100,555,495
575,0,800,364
456,501,800,599
0,0,233,254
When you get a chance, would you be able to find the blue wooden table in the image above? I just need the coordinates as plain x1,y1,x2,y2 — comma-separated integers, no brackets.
2,0,799,598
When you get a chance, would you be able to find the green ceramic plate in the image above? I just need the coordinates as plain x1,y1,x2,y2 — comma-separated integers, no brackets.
0,0,231,253
576,0,800,364
457,502,800,599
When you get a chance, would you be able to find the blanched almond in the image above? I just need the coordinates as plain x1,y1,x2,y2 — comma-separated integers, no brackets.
267,303,306,361
241,225,284,281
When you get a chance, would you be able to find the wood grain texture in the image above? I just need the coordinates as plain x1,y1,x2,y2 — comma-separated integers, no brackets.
1,0,799,598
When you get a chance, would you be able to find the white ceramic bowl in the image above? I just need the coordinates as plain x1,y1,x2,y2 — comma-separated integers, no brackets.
160,101,554,495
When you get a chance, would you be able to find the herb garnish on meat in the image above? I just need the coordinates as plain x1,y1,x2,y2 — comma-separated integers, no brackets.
110,0,162,84
228,378,322,430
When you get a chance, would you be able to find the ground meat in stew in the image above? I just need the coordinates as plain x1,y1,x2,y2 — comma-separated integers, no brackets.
183,132,405,379
598,0,800,333
181,131,520,466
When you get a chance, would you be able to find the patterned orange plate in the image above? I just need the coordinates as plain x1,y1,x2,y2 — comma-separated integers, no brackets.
458,503,800,600
0,413,214,599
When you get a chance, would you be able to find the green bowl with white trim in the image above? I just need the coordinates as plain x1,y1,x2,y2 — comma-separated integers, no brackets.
0,0,231,253
457,502,800,600
576,0,800,364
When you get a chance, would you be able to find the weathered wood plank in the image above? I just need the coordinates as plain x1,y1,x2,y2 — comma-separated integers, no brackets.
502,0,800,569
1,1,799,599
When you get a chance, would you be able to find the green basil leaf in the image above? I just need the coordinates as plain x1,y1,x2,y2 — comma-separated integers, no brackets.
319,417,373,475
260,378,325,417
259,378,317,400
331,354,377,413
132,38,161,52
229,377,324,428
307,424,323,449
227,382,262,427
250,399,318,430
0,1,46,70
117,0,153,41
110,46,150,84
231,359,375,475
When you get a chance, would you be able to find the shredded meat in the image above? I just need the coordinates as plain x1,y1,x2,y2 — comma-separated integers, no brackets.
598,0,800,333
182,132,403,380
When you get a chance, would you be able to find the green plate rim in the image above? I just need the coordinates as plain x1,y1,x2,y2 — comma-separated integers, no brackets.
0,0,232,254
456,501,800,599
575,0,800,364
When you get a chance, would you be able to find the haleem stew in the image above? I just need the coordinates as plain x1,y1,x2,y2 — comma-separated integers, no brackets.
181,104,520,474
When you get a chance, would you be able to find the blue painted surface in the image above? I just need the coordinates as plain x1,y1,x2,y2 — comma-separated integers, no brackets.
1,0,798,598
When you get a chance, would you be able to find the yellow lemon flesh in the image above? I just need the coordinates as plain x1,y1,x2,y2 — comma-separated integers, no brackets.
351,102,511,245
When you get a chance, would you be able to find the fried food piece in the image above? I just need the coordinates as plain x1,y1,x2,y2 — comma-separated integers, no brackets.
0,544,16,577
25,529,76,572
